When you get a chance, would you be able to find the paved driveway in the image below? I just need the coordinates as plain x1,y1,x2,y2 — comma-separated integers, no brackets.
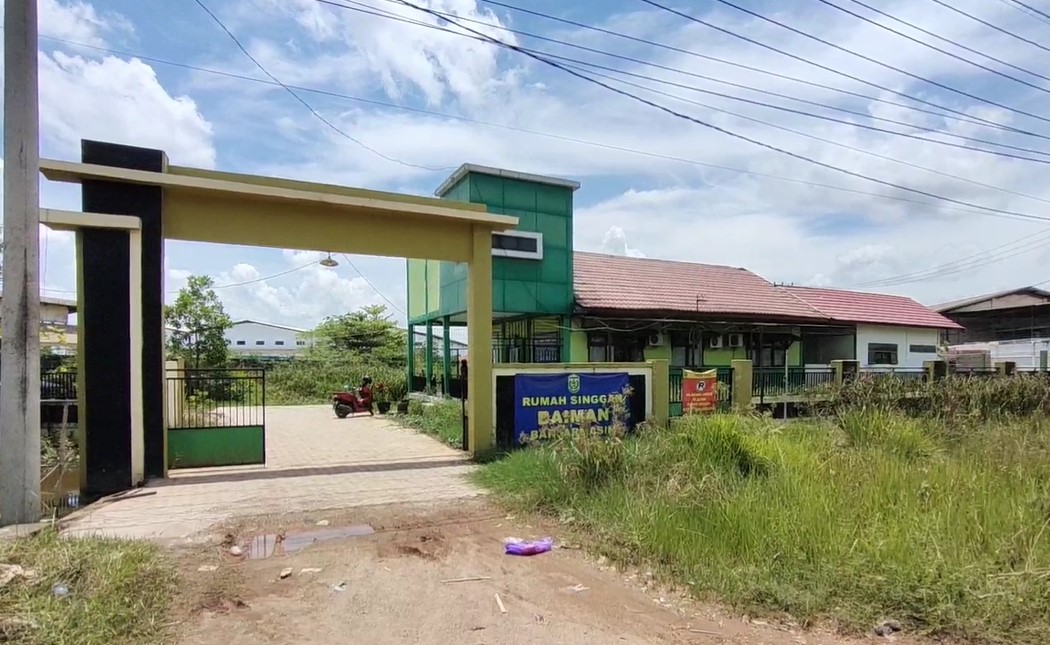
61,406,480,540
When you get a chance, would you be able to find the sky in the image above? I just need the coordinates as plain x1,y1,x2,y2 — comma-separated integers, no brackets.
22,0,1050,330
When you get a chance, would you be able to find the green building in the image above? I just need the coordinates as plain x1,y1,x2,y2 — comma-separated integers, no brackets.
406,164,579,391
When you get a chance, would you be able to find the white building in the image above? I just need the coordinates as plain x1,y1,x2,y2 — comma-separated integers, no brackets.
224,320,313,357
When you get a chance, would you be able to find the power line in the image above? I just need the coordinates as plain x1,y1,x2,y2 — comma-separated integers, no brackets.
343,0,1050,140
391,0,1050,225
167,260,319,294
1011,0,1050,23
852,229,1050,287
191,0,449,172
576,63,1050,209
826,0,1050,86
339,254,405,315
999,0,1050,28
473,0,1050,139
332,0,1050,157
653,0,1050,126
549,51,1050,165
927,0,1050,55
45,34,1034,219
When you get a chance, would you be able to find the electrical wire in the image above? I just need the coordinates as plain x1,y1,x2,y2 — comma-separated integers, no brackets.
651,0,1050,125
165,260,319,294
323,0,1050,158
548,51,1050,165
827,0,1050,85
392,0,1050,225
999,0,1050,28
1012,0,1050,23
474,0,1050,138
573,63,1050,209
343,0,1050,140
339,254,406,315
852,230,1050,287
191,0,450,172
928,0,1050,55
44,34,1030,219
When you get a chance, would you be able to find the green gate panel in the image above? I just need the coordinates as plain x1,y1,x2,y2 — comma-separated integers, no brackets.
168,426,265,469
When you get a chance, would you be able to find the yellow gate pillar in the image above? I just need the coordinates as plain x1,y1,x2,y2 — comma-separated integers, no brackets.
466,224,494,455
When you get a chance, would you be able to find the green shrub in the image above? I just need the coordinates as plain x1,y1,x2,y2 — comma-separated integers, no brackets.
266,359,405,405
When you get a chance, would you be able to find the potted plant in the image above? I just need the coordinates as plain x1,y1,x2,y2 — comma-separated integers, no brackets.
374,383,392,414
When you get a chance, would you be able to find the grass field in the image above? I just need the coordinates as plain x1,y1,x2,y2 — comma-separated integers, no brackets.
398,399,464,449
476,410,1050,643
0,529,176,644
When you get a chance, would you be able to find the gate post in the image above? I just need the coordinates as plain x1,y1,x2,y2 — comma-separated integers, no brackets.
731,359,753,410
650,360,669,428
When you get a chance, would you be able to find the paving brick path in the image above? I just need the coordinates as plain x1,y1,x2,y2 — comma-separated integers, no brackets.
61,406,480,540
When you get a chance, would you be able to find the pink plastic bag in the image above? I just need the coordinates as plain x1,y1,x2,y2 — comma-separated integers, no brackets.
504,537,553,556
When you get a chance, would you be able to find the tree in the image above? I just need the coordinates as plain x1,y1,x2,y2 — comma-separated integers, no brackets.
312,304,407,368
164,275,233,368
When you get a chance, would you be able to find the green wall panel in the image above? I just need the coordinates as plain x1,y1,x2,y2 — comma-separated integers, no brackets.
168,426,264,469
537,184,571,216
536,212,568,248
541,248,570,282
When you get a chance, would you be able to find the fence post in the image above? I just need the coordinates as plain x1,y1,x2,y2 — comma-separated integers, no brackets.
650,359,670,428
923,359,947,382
730,359,752,411
1041,350,1048,372
996,361,1016,376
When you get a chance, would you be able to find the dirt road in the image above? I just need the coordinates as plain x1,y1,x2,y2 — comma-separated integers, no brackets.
177,501,912,645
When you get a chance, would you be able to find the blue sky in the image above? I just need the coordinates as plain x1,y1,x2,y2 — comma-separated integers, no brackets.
27,0,1050,329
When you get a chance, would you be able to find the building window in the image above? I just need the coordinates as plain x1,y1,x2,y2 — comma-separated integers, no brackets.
491,230,543,260
275,340,285,346
910,344,937,354
587,333,608,362
235,340,246,346
297,340,306,346
867,342,898,365
255,340,265,346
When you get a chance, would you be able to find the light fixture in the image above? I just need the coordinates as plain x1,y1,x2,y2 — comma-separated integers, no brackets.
319,253,339,268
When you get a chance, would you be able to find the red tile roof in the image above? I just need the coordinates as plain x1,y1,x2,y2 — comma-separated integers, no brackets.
782,285,962,329
572,252,826,321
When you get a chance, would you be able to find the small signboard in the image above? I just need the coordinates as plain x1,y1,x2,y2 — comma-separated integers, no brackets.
682,369,718,414
513,372,632,444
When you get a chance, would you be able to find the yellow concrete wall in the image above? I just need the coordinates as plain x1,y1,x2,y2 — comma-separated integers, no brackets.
426,260,442,317
407,259,426,321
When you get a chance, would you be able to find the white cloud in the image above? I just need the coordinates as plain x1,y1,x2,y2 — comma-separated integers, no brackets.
39,0,132,46
33,0,1050,320
40,53,216,166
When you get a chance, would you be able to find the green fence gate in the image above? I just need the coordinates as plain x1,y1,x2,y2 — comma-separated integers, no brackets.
166,368,266,469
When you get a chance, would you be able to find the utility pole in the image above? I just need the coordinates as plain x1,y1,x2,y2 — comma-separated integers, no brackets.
1,0,41,526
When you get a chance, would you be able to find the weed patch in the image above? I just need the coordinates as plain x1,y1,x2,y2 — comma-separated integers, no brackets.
478,412,1050,643
0,529,177,644
398,399,464,449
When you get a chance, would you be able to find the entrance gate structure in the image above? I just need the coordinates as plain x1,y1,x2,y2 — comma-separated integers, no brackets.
41,140,514,497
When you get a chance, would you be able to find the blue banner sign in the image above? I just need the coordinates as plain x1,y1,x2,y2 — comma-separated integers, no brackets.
513,372,632,445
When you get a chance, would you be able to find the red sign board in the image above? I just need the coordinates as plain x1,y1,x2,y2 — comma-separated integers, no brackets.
682,369,718,414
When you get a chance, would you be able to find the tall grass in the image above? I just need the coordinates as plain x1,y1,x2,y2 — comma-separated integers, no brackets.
477,410,1050,643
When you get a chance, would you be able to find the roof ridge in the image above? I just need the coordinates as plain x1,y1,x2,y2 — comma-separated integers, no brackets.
573,250,749,273
775,285,828,319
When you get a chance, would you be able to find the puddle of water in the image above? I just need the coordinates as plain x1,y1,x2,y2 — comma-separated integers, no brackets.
245,524,375,560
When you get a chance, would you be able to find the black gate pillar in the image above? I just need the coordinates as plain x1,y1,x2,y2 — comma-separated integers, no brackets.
79,140,166,496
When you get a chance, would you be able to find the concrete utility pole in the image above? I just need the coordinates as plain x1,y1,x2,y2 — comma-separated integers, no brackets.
1,0,41,526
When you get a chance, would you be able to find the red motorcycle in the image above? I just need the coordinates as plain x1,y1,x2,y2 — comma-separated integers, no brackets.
332,377,374,419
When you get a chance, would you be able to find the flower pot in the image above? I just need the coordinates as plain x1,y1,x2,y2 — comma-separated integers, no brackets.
396,400,410,415
376,401,392,415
